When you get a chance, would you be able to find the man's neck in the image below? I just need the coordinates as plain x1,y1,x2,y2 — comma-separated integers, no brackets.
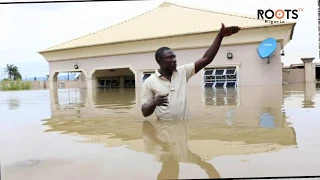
158,68,173,81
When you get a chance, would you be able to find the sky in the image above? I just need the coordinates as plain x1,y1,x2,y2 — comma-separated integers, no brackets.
0,0,318,78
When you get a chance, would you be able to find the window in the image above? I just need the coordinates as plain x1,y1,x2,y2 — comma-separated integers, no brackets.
97,77,119,88
98,79,106,87
111,80,119,87
142,72,154,82
203,67,237,88
123,77,135,88
203,67,238,106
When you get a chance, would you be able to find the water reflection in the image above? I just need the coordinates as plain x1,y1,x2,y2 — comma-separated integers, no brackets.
303,83,316,108
49,88,137,119
2,83,320,179
7,97,20,110
142,120,220,179
94,88,136,109
259,112,275,128
282,83,317,108
45,84,300,154
42,83,320,179
203,87,238,106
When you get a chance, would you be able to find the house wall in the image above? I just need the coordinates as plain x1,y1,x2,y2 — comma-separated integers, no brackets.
30,80,85,89
282,69,305,83
31,81,41,89
48,42,282,88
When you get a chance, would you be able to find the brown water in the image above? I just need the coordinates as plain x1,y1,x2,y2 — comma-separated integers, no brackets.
1,83,320,179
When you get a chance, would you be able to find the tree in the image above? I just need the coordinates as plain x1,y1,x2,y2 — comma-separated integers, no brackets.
3,64,22,80
13,71,22,80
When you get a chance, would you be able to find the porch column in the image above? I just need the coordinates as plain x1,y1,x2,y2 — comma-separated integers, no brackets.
49,75,58,90
301,57,315,83
303,81,316,108
120,77,124,88
86,75,97,89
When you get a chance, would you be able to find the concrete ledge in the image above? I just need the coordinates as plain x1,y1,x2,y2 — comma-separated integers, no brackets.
301,57,315,64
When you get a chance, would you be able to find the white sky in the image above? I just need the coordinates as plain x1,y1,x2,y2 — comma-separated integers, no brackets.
0,0,318,78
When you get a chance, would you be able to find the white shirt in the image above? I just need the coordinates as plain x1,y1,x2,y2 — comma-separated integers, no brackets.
141,63,196,120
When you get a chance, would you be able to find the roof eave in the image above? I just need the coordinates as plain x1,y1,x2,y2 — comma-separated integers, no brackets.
289,22,296,40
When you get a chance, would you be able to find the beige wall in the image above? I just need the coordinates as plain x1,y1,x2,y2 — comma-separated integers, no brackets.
49,42,282,88
31,81,47,89
30,81,85,89
31,81,41,89
59,81,85,89
78,72,86,81
282,69,305,83
281,62,319,83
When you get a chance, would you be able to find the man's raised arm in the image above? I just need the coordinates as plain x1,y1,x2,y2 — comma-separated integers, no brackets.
194,23,240,73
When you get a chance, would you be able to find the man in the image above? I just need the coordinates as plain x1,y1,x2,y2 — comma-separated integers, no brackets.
141,23,240,120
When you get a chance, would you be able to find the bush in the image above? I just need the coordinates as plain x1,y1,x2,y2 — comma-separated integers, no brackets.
0,79,32,91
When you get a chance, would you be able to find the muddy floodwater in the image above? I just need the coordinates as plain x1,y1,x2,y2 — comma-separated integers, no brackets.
1,83,320,179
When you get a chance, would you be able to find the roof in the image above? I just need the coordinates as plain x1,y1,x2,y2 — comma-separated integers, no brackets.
39,1,296,53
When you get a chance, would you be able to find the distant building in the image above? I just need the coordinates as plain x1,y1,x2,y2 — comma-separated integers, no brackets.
282,61,320,83
280,50,319,84
38,2,295,89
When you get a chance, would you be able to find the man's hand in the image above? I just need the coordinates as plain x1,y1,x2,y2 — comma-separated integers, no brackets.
152,94,169,107
219,23,241,37
141,94,169,117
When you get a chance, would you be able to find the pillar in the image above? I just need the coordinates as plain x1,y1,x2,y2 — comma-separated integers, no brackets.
49,75,58,90
49,88,59,116
119,77,124,88
86,75,97,89
303,82,316,108
301,57,315,83
86,74,97,108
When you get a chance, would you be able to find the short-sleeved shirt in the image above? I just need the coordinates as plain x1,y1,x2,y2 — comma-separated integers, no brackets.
141,63,196,120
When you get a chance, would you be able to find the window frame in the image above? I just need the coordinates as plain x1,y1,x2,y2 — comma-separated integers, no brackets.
97,77,119,88
141,70,154,83
203,67,238,89
123,77,135,88
201,64,241,106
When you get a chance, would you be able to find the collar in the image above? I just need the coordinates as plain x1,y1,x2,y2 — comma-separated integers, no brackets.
154,69,178,78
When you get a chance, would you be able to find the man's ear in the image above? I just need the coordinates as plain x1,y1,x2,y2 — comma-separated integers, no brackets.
156,58,161,64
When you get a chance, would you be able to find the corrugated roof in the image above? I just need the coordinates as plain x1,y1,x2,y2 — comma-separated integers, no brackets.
40,1,295,52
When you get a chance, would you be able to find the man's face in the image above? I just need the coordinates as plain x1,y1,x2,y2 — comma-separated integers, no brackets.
159,49,177,71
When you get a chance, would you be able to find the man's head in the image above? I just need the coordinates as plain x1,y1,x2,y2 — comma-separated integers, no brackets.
155,47,177,72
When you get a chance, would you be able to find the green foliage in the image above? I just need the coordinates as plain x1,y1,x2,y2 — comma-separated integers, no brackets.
0,63,31,91
0,79,32,91
3,64,22,80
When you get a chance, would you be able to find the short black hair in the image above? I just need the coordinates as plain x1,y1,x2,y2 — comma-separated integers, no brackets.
155,47,171,61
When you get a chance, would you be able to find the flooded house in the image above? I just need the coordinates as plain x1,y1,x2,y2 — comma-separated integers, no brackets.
38,1,296,90
39,2,299,152
4,1,320,179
